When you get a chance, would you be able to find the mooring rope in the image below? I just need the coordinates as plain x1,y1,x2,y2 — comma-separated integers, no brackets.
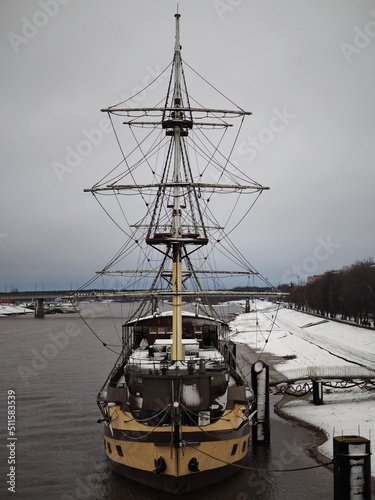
183,441,334,472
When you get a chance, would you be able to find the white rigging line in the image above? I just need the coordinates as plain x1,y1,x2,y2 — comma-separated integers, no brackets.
182,58,247,112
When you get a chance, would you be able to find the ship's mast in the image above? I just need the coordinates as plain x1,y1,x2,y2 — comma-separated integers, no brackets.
87,14,272,354
171,13,183,361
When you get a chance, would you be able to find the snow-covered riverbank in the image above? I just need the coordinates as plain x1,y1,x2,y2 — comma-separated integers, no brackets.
230,300,375,476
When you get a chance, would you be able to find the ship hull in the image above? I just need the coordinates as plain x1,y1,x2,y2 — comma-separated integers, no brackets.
98,309,253,494
102,402,250,495
107,453,248,495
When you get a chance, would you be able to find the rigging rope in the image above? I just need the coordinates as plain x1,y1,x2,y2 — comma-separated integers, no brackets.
120,409,170,440
255,302,282,361
108,62,172,109
183,441,334,472
182,58,246,113
68,298,121,354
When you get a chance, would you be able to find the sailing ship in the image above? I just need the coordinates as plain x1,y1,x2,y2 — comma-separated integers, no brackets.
87,13,270,495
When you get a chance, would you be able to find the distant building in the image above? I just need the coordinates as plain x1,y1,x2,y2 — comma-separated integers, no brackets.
307,275,322,284
307,270,340,284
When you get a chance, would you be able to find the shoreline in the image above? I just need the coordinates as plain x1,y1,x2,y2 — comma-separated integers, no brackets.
274,394,375,493
274,395,332,467
236,341,375,493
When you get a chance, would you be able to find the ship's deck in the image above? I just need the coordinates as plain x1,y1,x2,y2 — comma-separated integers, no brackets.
122,339,228,376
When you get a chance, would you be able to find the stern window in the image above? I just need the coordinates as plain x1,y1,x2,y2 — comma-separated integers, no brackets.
149,327,168,334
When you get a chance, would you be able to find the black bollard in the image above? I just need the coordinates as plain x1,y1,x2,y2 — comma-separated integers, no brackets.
35,298,45,318
245,297,250,313
251,360,270,443
333,435,371,499
312,379,323,405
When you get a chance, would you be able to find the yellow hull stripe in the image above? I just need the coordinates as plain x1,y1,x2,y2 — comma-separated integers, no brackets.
104,434,248,476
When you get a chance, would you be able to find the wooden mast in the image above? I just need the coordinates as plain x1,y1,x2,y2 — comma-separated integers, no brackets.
171,13,183,361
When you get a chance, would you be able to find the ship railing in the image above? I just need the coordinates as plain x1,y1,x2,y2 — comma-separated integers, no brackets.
97,349,124,397
124,356,226,376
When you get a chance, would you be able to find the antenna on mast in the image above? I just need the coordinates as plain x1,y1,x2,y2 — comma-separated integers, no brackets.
174,9,181,52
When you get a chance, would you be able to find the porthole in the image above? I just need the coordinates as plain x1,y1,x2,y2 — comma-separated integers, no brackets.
231,443,238,456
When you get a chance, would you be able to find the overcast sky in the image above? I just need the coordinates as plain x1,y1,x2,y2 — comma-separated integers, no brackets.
1,0,374,291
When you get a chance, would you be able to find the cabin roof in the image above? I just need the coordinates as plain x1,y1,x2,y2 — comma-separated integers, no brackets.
123,310,226,327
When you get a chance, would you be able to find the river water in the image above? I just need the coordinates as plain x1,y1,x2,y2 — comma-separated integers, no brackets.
1,302,334,499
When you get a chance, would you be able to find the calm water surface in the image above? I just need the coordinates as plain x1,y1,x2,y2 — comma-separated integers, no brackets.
1,302,334,499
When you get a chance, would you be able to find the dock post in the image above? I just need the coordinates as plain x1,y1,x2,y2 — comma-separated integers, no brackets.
312,379,324,405
333,435,371,499
35,298,45,318
251,360,270,443
245,297,250,313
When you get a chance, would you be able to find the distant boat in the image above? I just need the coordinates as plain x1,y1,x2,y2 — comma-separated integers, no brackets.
45,301,80,314
87,13,270,494
0,304,33,316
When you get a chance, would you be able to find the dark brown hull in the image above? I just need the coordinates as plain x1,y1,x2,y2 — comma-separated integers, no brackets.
108,454,248,495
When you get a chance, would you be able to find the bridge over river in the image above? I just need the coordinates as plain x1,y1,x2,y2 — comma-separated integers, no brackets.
0,289,285,317
0,289,285,300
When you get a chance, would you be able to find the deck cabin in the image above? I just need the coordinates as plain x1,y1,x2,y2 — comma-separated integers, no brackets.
122,311,227,353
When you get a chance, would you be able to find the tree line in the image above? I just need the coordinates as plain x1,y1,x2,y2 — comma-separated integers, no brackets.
288,259,375,326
